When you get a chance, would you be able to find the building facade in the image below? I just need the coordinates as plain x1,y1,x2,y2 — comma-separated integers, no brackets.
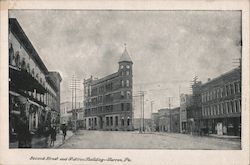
180,94,192,133
186,81,202,135
84,47,133,131
200,68,241,136
158,108,180,133
9,18,62,141
151,112,159,132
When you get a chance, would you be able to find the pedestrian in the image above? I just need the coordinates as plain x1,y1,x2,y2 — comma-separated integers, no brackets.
50,126,57,147
17,116,32,148
61,123,67,142
44,126,51,147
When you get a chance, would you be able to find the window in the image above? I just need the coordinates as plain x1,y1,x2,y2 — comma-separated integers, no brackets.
127,91,131,99
126,71,130,76
121,118,124,126
115,116,118,126
121,103,124,111
126,80,129,87
121,80,124,87
126,65,130,69
94,118,97,126
127,117,130,126
120,65,124,69
121,91,125,99
106,117,109,126
110,117,113,126
126,103,130,111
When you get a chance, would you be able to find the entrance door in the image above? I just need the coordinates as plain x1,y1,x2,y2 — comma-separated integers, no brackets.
217,122,223,135
100,116,103,129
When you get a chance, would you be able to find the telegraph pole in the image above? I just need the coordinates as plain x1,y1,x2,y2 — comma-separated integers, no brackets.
70,74,81,132
151,101,154,132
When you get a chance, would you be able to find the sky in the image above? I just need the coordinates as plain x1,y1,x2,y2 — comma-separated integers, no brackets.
9,10,241,118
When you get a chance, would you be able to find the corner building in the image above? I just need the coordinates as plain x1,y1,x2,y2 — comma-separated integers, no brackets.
201,68,241,136
84,48,133,131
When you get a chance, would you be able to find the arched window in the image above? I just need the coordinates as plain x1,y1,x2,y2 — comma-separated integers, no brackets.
121,117,124,126
127,117,130,126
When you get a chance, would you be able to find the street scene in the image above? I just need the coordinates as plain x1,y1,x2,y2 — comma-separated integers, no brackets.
59,130,240,150
9,10,242,149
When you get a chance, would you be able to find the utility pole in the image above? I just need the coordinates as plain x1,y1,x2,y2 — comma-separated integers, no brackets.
138,89,146,133
70,74,81,132
151,101,154,132
167,97,174,132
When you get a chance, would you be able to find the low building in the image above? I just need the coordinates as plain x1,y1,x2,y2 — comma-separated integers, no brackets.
158,108,180,133
200,68,241,136
133,118,152,132
151,112,159,132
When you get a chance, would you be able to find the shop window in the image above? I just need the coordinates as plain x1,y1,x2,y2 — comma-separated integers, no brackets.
115,116,118,126
94,118,97,126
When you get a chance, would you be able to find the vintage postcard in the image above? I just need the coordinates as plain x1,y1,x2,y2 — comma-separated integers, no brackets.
0,0,249,165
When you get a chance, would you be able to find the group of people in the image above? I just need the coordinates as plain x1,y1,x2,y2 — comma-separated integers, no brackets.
17,116,67,148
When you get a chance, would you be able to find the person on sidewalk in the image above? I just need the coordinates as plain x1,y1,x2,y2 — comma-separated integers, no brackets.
50,126,57,147
44,126,51,147
17,116,32,148
61,123,67,142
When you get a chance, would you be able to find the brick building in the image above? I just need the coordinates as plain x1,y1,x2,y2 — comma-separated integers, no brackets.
9,18,62,141
200,68,241,136
83,47,133,131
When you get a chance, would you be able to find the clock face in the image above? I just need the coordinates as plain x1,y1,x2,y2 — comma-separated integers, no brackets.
126,65,130,69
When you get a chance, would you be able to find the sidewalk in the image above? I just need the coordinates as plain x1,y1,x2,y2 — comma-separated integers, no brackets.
53,131,74,148
9,130,74,148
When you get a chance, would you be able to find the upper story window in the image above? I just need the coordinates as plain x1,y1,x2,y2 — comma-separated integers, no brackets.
126,65,130,69
120,65,124,69
126,80,129,87
121,80,124,87
126,71,129,76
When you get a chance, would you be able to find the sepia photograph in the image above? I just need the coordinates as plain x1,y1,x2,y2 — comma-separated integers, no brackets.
8,9,242,150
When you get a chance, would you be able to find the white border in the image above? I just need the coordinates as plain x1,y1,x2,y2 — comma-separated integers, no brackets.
0,0,249,165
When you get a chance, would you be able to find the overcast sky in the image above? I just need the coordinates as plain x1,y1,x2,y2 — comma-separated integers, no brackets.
9,10,241,118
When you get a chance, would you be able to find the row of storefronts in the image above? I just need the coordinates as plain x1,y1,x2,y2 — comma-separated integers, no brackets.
180,68,241,136
9,18,62,143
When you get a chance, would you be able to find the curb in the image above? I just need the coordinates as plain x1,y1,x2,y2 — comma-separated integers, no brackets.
54,132,75,148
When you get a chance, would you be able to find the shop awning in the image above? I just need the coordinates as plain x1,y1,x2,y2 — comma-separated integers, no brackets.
9,91,20,96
